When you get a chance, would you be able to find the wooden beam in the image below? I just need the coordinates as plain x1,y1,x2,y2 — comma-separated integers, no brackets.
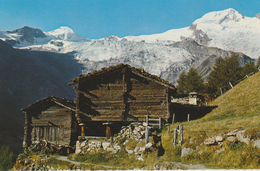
79,123,85,137
131,71,175,89
53,101,76,112
166,87,170,120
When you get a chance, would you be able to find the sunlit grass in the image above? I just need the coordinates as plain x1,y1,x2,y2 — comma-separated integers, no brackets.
161,72,260,169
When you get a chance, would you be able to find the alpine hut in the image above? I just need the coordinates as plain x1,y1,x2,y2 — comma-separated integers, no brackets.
69,63,176,137
22,96,78,149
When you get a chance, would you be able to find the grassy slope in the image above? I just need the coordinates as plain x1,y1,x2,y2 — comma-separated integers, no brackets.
162,71,260,169
184,71,260,135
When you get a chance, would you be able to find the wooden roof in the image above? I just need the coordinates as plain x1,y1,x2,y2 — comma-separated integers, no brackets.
22,96,75,112
69,63,175,89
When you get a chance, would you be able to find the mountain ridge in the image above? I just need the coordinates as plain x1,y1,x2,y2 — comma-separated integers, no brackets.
0,9,257,84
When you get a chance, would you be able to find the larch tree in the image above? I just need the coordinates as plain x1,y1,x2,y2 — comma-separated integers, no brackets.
176,71,187,94
208,53,241,94
185,67,205,93
240,61,258,77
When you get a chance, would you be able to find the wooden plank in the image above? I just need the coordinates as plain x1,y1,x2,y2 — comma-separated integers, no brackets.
130,71,173,88
129,105,167,110
148,118,160,121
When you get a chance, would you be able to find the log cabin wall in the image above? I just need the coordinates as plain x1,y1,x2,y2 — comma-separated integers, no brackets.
76,68,172,122
77,70,124,121
24,102,76,147
127,73,169,121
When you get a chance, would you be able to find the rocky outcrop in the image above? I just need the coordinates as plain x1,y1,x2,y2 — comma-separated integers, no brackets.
114,122,148,142
75,139,121,154
8,26,46,43
181,147,194,157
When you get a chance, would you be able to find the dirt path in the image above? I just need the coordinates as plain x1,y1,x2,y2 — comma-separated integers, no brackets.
54,156,120,169
171,161,206,170
55,156,206,170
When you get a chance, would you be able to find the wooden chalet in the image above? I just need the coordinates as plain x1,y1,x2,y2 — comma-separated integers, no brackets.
22,96,78,148
22,63,176,150
69,63,176,136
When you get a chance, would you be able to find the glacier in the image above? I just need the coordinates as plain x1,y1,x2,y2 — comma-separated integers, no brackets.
0,8,258,84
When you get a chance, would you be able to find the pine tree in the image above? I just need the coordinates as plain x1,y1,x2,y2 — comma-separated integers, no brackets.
240,61,258,76
208,53,241,94
0,146,15,170
256,56,260,70
208,57,225,94
185,67,205,93
176,71,187,94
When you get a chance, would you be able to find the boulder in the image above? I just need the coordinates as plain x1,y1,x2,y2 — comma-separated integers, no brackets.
137,156,144,161
75,147,82,154
135,126,141,132
80,141,86,148
145,142,153,148
133,130,138,135
227,136,238,143
236,130,250,145
139,147,146,152
253,140,260,148
106,147,117,153
113,144,121,151
216,147,225,153
123,140,129,145
134,146,140,153
181,147,193,157
227,129,239,136
125,147,134,154
204,137,216,145
102,142,111,150
216,136,224,142
75,141,81,154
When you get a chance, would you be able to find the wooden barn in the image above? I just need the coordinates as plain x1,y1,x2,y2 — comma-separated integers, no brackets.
69,63,176,137
22,63,176,149
22,96,78,149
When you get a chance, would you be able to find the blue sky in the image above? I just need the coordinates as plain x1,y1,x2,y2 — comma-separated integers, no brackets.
0,0,260,39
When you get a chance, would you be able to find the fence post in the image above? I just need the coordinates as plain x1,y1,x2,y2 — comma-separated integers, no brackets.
145,126,149,143
179,125,183,145
159,117,161,129
229,82,233,88
172,113,175,124
173,128,177,147
145,115,149,143
187,114,190,122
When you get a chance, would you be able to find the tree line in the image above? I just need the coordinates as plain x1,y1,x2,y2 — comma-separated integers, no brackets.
177,53,260,95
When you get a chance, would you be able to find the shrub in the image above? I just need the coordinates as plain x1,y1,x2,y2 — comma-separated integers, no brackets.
45,157,73,170
227,142,245,151
0,146,16,170
75,153,109,163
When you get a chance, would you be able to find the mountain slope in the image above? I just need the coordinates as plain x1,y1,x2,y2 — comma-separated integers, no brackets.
125,8,260,59
0,8,258,84
0,40,82,153
172,70,260,137
162,71,260,169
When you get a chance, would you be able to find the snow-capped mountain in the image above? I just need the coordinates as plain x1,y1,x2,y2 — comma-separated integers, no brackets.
125,8,260,59
0,8,258,84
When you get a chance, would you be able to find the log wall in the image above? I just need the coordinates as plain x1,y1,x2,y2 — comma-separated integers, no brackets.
27,105,75,146
77,71,170,122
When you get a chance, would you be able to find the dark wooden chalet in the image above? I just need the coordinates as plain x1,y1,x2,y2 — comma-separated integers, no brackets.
22,96,78,148
69,63,176,136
